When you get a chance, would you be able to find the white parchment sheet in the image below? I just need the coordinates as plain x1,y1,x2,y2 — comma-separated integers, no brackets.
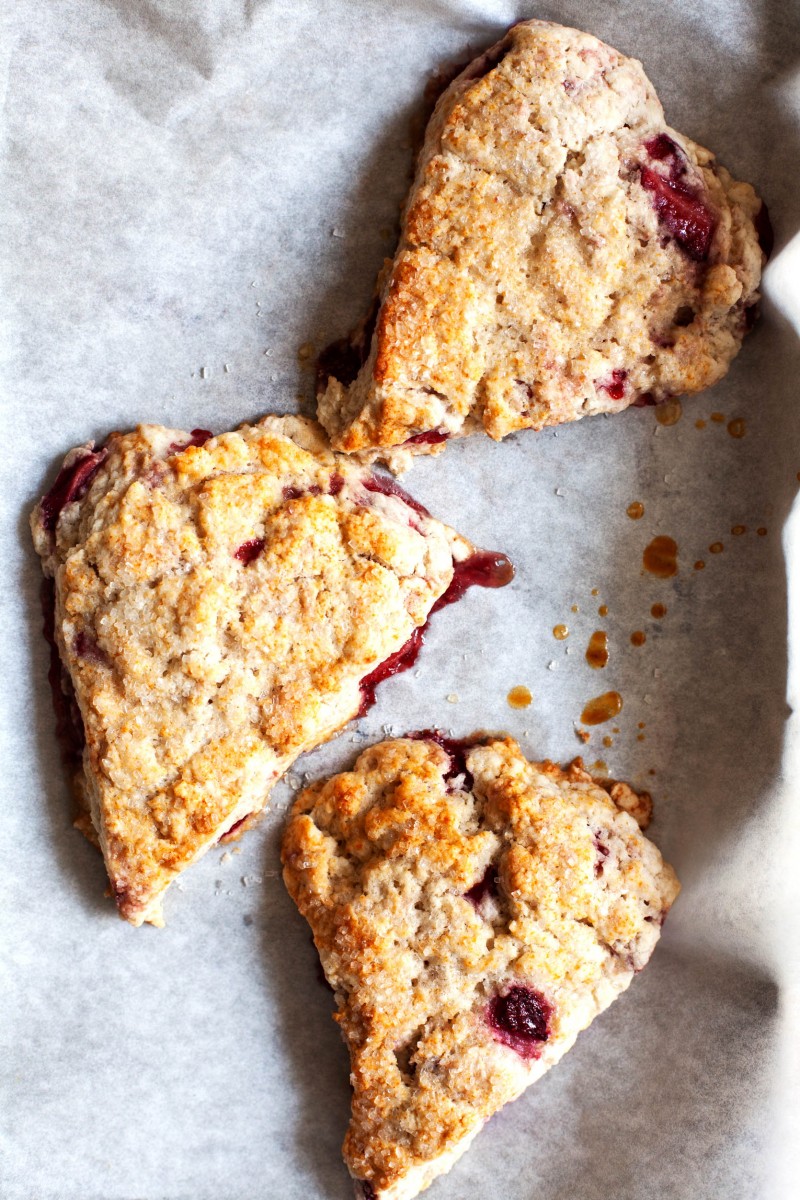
2,2,800,1197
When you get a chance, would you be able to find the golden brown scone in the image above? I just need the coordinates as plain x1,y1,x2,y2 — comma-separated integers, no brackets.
31,417,511,926
317,19,768,468
282,733,680,1200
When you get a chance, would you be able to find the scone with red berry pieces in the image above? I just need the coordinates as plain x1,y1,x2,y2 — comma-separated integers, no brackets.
317,19,769,469
282,732,679,1200
31,418,512,926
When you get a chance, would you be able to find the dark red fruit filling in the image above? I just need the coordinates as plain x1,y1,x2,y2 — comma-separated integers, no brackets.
487,985,552,1059
593,837,610,877
41,580,85,768
234,537,265,565
283,481,337,502
403,430,449,446
460,36,511,82
632,391,660,408
640,163,717,262
754,201,774,260
598,369,628,401
316,302,379,392
358,626,426,716
408,728,476,788
465,864,499,907
743,303,759,332
644,133,685,169
431,551,515,614
220,813,252,842
167,428,213,454
363,472,431,518
357,548,512,715
73,631,107,664
357,550,512,715
40,448,108,533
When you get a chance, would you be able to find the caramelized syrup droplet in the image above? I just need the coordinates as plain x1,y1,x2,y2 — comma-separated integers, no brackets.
631,630,646,646
586,631,609,669
731,525,746,536
571,604,579,613
643,536,678,578
553,624,569,640
727,418,746,439
695,418,706,429
627,501,645,520
709,542,724,554
598,604,608,617
602,735,613,748
592,760,608,774
757,527,767,536
581,691,623,726
711,412,725,424
655,398,682,426
591,588,599,597
507,685,532,710
695,560,706,570
650,603,667,619
638,721,646,729
637,733,646,742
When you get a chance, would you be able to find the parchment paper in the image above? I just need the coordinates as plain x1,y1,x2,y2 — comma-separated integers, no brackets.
2,2,799,1197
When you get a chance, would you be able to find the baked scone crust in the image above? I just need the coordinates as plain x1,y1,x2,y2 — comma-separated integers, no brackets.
282,734,680,1200
318,19,766,464
31,417,500,926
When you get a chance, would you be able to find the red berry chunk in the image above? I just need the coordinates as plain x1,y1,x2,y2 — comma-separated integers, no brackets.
403,430,449,446
599,369,628,401
167,429,213,454
363,472,431,518
358,627,426,716
487,985,552,1059
465,864,498,907
40,448,108,533
234,537,265,565
408,729,476,789
640,165,717,261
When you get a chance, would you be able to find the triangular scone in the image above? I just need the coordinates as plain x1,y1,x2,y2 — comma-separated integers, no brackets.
317,19,767,467
31,418,511,926
282,733,679,1200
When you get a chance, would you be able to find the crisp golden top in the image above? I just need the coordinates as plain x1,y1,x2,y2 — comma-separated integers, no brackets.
318,18,764,463
32,416,474,925
283,734,679,1200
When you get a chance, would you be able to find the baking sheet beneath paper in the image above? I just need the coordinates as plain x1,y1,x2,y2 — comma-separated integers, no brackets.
3,1,800,1197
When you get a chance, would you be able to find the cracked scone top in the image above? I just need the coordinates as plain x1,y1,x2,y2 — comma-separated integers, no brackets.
317,19,767,465
31,417,511,926
282,734,680,1200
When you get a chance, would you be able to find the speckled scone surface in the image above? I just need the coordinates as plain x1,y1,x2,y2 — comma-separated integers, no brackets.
31,417,479,926
282,734,680,1200
318,19,766,463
